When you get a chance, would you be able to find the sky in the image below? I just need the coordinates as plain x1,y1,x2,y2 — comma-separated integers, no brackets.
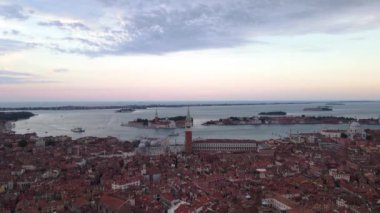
0,0,380,102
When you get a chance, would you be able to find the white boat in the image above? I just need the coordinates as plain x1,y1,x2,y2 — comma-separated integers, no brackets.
71,127,85,133
168,131,179,137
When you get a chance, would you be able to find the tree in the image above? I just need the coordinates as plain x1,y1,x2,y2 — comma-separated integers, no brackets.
341,133,348,138
4,143,12,148
45,139,56,146
18,140,27,148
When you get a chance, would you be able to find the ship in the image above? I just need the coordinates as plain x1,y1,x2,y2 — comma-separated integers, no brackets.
71,127,85,133
303,106,333,111
168,131,179,137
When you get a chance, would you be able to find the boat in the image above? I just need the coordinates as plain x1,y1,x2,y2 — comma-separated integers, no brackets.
303,106,333,111
168,131,179,137
71,127,85,133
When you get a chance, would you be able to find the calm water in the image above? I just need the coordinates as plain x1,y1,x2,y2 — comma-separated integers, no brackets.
3,101,380,142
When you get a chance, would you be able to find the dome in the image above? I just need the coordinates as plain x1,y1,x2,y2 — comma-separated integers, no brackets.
347,120,364,138
347,120,366,139
349,121,361,130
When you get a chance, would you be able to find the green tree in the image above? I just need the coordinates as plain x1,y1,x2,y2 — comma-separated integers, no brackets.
18,140,28,147
341,133,348,138
45,139,56,146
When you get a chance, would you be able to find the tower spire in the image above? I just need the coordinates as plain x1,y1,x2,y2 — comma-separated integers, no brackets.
186,106,191,121
185,106,192,128
185,106,193,153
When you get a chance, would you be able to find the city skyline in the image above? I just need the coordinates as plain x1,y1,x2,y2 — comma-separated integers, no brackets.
1,0,380,101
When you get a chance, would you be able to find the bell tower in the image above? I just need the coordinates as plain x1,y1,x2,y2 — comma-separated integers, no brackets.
185,107,192,153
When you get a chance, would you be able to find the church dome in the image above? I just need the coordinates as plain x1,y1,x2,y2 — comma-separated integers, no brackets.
347,120,366,139
349,121,361,130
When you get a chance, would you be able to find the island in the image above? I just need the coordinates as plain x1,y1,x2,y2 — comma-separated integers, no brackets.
0,111,35,121
203,115,380,126
0,111,35,133
326,102,345,106
126,115,193,129
115,108,135,113
0,101,342,111
259,111,287,116
0,105,147,111
303,106,333,111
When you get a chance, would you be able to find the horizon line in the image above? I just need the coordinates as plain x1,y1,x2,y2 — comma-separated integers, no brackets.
1,99,380,103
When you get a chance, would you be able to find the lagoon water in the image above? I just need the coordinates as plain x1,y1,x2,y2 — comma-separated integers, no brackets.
3,101,380,142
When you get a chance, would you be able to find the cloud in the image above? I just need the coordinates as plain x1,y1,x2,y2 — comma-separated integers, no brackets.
0,39,36,54
2,30,20,35
2,0,380,56
0,70,57,84
0,76,31,84
63,37,100,47
53,68,69,73
0,76,57,84
0,4,28,20
0,70,31,84
38,20,90,31
69,0,380,55
0,70,34,76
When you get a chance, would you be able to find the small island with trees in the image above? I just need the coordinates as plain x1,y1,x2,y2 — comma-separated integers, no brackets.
125,115,193,129
115,108,135,113
203,115,380,126
0,111,35,133
0,111,35,121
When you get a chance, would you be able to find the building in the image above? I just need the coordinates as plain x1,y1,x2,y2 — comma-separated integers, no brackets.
97,195,130,213
289,133,319,143
192,139,257,152
0,121,13,133
329,169,350,182
149,119,176,129
184,107,192,153
150,110,176,128
112,178,141,190
320,129,345,138
135,137,170,156
262,193,300,212
35,138,45,147
347,120,366,140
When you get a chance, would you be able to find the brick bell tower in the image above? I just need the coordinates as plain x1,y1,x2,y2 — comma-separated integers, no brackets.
185,107,193,153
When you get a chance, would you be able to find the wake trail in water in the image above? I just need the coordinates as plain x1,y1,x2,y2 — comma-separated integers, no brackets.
107,115,117,126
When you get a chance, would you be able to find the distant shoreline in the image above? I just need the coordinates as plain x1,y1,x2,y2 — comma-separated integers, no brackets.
0,103,300,111
0,100,375,111
203,115,380,126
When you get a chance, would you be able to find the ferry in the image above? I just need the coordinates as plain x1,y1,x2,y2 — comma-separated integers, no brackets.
71,127,85,133
168,131,179,137
120,123,129,127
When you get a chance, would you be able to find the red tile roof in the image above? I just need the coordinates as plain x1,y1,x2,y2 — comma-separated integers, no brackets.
99,195,126,210
193,139,258,144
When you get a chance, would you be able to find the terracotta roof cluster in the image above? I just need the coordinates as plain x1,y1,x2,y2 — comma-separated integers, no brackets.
1,130,380,212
